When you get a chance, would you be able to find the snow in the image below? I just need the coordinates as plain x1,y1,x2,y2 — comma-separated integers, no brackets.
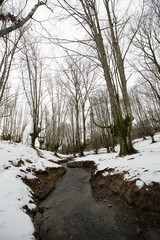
75,133,160,189
0,141,61,240
0,134,160,239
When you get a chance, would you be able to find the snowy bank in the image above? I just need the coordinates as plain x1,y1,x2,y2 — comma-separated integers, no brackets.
0,141,62,240
74,133,160,188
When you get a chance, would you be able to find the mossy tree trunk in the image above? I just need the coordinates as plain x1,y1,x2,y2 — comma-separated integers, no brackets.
79,144,85,157
117,116,137,156
53,143,61,156
31,133,37,148
30,122,41,148
150,134,156,143
104,0,137,156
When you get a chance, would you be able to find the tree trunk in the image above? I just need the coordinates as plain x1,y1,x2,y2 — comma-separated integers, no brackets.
118,116,137,156
79,144,85,157
75,100,80,153
30,122,41,148
151,134,156,143
31,133,37,148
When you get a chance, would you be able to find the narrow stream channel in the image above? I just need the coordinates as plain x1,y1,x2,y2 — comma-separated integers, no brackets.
35,164,157,240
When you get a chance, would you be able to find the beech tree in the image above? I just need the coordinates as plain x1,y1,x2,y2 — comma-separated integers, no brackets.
143,90,160,128
0,30,23,102
0,0,48,38
20,39,45,148
57,0,141,155
41,78,67,154
0,0,50,107
131,87,157,143
58,54,97,156
133,0,160,108
1,85,28,142
90,88,116,152
130,0,160,143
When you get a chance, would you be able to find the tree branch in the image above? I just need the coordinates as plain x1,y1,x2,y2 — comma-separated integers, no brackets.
0,0,5,6
0,1,47,38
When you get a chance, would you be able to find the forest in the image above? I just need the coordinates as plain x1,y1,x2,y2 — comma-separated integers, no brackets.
0,0,160,157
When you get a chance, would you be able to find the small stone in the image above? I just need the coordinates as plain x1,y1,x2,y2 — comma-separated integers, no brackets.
108,204,112,207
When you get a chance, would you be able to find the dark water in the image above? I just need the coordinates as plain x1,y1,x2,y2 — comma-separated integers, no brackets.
35,164,159,240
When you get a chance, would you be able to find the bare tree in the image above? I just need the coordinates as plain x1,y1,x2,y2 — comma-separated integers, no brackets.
0,30,23,102
90,88,116,152
0,0,48,38
76,59,97,156
57,0,141,155
132,0,160,106
1,85,28,142
20,39,45,148
0,0,51,115
58,54,97,156
130,0,160,143
41,78,67,154
131,87,157,143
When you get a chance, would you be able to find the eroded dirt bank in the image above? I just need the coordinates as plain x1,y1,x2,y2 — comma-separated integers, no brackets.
23,166,66,201
22,163,67,239
90,167,160,214
22,152,72,202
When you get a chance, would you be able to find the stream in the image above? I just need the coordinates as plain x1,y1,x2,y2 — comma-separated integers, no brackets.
35,163,159,240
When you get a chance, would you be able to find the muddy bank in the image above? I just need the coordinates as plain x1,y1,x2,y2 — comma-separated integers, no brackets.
90,168,160,213
23,166,66,201
67,160,160,214
21,164,66,240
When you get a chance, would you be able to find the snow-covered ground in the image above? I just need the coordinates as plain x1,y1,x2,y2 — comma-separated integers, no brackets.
0,134,160,240
75,133,160,188
0,141,61,240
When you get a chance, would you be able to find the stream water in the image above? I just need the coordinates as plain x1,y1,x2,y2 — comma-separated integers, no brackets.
35,164,159,240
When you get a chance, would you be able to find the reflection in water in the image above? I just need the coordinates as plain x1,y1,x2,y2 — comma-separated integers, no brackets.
35,164,156,240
